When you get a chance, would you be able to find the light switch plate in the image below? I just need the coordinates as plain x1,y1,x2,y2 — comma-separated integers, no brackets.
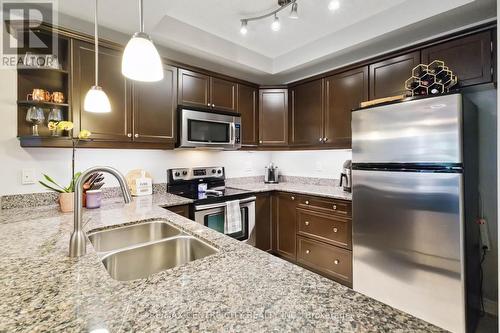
21,168,36,185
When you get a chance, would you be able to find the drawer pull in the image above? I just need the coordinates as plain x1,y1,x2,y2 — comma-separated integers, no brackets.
305,221,310,226
333,204,337,210
333,227,338,233
334,259,340,265
305,200,309,205
291,196,295,200
306,249,310,254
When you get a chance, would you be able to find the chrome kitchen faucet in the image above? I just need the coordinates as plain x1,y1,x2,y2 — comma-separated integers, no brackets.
69,166,132,257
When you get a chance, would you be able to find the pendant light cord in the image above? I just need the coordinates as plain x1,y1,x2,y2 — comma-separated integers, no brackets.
139,0,144,33
94,0,98,86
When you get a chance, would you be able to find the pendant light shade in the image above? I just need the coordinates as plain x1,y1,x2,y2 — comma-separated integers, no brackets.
84,86,111,113
122,0,163,82
84,0,111,113
122,32,163,82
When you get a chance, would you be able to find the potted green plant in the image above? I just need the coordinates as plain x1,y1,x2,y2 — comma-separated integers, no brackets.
39,124,92,212
39,173,82,212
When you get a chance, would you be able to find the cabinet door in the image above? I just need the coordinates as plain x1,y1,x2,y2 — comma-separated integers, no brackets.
72,40,131,141
421,31,493,87
324,67,368,147
178,69,210,108
238,84,258,146
259,89,288,146
290,79,324,146
210,77,237,112
255,193,272,252
274,192,297,261
369,51,421,99
132,65,177,144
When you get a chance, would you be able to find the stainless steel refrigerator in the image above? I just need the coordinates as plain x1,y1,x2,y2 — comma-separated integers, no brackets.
352,93,480,333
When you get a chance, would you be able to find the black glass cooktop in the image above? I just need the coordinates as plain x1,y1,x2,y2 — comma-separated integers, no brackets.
172,187,254,205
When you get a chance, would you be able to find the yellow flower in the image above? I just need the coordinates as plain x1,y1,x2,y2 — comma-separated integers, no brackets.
78,129,92,139
57,121,74,131
48,121,57,131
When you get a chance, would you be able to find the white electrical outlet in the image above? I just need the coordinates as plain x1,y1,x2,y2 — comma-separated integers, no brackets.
478,218,491,251
21,168,36,185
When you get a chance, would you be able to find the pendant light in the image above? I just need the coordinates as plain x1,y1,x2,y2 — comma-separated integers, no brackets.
121,0,163,82
84,0,111,113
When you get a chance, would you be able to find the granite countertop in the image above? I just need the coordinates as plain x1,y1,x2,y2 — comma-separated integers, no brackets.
0,193,440,332
226,182,352,201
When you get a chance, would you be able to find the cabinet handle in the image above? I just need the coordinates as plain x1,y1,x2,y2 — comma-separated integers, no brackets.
207,103,211,107
305,221,310,226
134,134,139,138
334,259,340,265
323,137,328,142
306,249,310,254
318,138,323,143
333,204,337,210
259,140,263,144
291,196,295,201
333,227,338,233
212,104,215,107
127,133,132,138
305,200,309,205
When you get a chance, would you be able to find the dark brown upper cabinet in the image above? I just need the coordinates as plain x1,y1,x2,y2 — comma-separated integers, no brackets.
238,84,258,146
421,31,493,88
324,66,368,147
210,77,237,112
72,40,131,141
178,69,210,108
290,79,324,146
259,89,288,146
369,51,421,99
132,64,178,144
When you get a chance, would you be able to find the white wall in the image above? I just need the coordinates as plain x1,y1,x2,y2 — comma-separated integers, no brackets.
269,150,352,179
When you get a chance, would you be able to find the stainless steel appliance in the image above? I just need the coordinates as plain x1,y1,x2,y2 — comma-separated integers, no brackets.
166,167,256,245
177,107,241,150
264,162,279,184
339,159,351,192
351,93,480,333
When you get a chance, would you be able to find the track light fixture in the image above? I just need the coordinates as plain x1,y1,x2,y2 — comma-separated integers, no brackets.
239,0,296,35
271,14,281,32
289,2,299,19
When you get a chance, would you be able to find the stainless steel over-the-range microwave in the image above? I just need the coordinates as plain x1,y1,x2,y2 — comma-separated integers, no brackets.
177,107,241,150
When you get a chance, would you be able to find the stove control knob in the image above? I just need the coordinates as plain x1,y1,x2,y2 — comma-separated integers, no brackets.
217,169,222,174
182,171,188,176
212,169,217,174
174,172,180,177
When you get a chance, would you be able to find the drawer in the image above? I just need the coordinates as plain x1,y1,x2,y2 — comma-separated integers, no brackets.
297,208,351,249
298,196,351,218
297,236,352,285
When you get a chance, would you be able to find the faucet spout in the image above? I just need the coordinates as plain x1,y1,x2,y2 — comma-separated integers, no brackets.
69,166,133,257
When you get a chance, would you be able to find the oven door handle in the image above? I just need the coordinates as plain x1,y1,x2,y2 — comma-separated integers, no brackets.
194,196,256,211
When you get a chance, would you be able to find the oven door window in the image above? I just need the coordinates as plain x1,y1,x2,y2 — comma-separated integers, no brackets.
205,207,248,240
188,119,230,143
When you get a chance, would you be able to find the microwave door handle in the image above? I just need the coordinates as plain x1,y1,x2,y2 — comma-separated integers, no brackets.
230,122,236,144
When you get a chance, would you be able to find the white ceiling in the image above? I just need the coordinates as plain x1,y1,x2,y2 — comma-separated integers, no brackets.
53,0,496,83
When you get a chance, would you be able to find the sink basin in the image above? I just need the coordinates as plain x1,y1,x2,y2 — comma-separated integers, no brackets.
88,220,184,253
101,236,218,281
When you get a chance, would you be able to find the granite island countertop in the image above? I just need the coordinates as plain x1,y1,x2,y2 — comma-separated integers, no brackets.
0,193,440,332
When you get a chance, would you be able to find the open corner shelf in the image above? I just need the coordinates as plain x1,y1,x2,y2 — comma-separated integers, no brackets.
18,100,69,107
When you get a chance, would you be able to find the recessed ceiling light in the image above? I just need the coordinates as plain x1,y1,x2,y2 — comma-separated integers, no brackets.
240,20,248,35
271,15,281,32
328,0,340,11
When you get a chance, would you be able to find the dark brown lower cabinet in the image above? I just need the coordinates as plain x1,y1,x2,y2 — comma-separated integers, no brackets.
255,193,272,252
270,191,353,287
165,205,190,218
273,192,297,260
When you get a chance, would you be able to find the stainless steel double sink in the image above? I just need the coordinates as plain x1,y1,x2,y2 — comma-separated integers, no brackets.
88,220,218,281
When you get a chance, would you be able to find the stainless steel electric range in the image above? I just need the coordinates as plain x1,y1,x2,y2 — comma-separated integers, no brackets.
166,167,256,245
